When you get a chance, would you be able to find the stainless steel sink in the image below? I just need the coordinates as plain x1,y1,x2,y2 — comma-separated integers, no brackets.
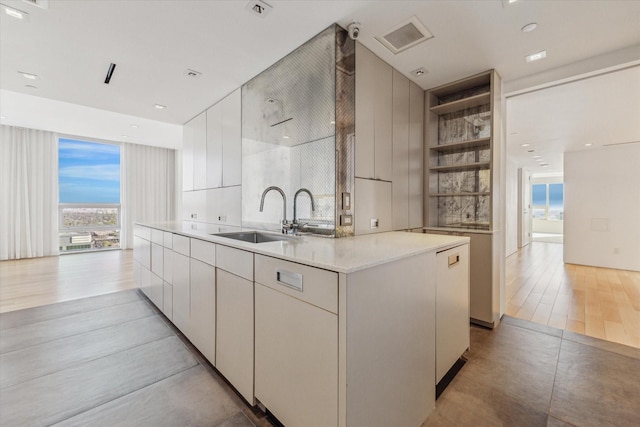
213,231,294,244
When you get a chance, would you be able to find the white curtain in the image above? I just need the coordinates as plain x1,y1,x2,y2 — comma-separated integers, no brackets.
121,142,175,249
0,125,59,260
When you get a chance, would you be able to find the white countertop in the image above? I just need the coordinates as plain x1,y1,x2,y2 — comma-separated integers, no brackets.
139,222,469,274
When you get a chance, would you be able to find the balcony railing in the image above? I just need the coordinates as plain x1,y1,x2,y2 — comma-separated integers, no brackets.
58,204,121,253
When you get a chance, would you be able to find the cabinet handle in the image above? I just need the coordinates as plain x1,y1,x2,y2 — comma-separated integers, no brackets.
276,269,303,292
448,254,460,267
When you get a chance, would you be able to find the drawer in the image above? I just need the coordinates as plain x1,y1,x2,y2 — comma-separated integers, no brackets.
151,228,164,244
163,232,173,249
134,225,151,240
255,255,337,314
191,239,216,266
217,245,253,281
173,234,190,256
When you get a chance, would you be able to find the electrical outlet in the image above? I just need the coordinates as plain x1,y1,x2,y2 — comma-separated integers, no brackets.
191,223,197,230
218,216,227,222
370,218,379,229
190,213,197,219
340,215,352,226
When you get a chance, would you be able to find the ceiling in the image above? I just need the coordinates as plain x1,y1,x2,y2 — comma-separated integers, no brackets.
1,0,639,164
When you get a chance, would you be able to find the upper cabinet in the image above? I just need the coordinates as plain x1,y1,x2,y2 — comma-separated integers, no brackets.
183,89,242,192
425,70,501,231
355,43,392,182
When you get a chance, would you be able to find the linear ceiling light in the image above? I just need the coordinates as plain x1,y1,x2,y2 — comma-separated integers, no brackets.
526,50,547,63
2,3,29,20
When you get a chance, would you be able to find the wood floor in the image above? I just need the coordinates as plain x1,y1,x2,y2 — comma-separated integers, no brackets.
506,242,640,349
0,250,136,314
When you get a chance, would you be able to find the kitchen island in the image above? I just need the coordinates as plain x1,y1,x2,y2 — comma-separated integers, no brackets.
134,221,469,427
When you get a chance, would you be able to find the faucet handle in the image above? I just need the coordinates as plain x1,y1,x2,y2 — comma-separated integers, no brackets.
281,220,294,234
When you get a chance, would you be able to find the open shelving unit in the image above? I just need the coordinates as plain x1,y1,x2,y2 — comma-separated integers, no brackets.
423,69,504,328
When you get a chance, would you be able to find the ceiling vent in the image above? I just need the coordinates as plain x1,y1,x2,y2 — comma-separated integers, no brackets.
376,16,433,55
21,0,49,9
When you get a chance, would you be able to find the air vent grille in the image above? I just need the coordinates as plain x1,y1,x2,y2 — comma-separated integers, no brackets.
376,16,433,54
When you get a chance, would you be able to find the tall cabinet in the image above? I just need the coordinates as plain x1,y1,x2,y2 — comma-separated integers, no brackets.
424,70,503,328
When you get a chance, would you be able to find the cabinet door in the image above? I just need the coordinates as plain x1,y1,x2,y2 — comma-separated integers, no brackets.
182,117,195,192
408,81,424,229
206,102,223,189
222,89,242,187
217,269,254,403
172,252,191,336
392,70,410,230
354,178,392,235
355,43,375,179
163,282,173,321
191,112,207,190
150,272,164,311
162,248,173,283
190,258,216,364
436,244,470,383
255,283,338,427
151,243,163,278
374,56,393,181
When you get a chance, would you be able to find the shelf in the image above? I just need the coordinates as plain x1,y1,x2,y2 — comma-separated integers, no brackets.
429,137,490,153
429,161,490,173
430,92,490,115
429,192,490,197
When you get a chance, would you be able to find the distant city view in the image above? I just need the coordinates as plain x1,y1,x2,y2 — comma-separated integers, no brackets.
58,138,121,253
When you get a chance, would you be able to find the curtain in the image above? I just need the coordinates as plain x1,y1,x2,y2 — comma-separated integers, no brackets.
0,125,59,260
120,142,175,249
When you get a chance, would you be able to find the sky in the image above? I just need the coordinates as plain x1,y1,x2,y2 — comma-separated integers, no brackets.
532,183,563,208
59,139,120,203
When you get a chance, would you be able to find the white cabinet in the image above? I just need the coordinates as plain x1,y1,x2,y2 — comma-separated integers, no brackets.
254,254,338,427
392,71,424,230
355,43,392,181
217,268,254,403
436,244,470,384
183,111,206,191
222,89,241,186
392,70,410,230
206,102,223,189
408,80,424,229
354,178,392,235
189,257,216,364
172,251,191,335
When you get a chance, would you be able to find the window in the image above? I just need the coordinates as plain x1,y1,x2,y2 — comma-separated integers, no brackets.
531,182,563,220
58,139,121,252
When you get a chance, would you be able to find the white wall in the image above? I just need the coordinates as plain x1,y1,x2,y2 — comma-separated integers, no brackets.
564,144,640,271
504,155,519,257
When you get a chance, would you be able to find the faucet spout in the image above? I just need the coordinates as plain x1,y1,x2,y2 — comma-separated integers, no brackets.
259,186,288,230
293,188,315,225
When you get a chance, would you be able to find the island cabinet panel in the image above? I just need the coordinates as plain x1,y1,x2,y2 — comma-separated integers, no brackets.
216,268,254,404
189,257,216,364
255,282,338,427
343,252,436,427
171,251,191,337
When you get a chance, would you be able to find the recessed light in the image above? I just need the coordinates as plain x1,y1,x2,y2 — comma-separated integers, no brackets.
526,50,547,63
527,149,535,153
330,120,335,125
121,135,129,139
154,104,166,109
283,135,290,139
246,0,272,18
533,155,541,158
521,23,537,33
18,71,38,80
412,67,427,77
540,163,549,167
0,116,6,120
585,143,592,147
25,84,37,89
2,4,29,20
509,0,518,3
536,158,544,162
130,124,138,129
520,143,530,147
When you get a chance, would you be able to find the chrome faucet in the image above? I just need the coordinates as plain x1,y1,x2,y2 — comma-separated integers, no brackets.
259,186,292,234
293,188,315,231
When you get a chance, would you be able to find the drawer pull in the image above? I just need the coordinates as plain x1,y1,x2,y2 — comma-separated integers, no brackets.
448,254,460,267
276,269,303,292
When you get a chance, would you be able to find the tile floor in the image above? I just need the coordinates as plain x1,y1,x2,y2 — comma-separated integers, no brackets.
1,289,639,426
